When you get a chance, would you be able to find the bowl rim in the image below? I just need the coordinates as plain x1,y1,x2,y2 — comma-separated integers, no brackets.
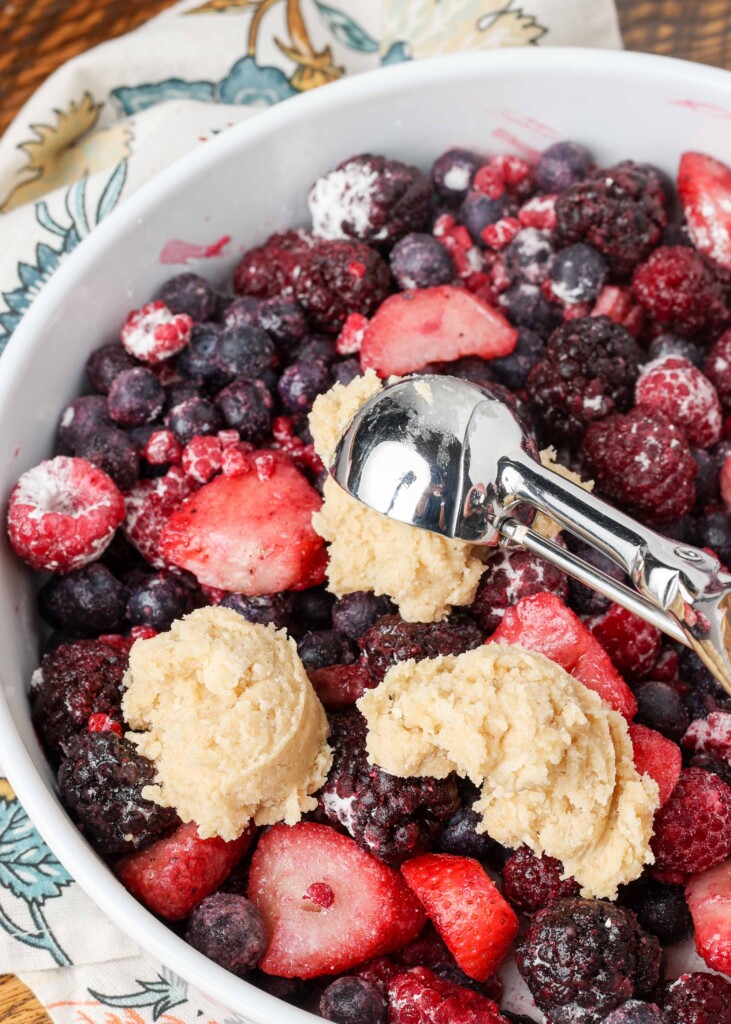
2,45,731,1022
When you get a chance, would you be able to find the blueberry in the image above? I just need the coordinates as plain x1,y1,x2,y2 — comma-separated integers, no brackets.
85,343,135,394
58,395,112,453
436,805,508,867
219,592,290,630
39,564,128,634
550,243,608,304
535,141,592,193
457,189,514,245
163,382,199,412
620,878,693,945
158,272,217,322
692,510,731,565
165,397,222,444
441,355,494,390
215,379,272,442
647,334,703,368
633,681,689,742
214,325,276,382
278,360,331,415
176,323,228,390
257,298,307,350
185,893,268,977
290,587,334,630
126,572,196,631
74,426,140,490
565,536,627,616
601,1002,661,1024
679,647,729,700
297,629,356,671
107,368,165,427
504,228,554,286
431,148,481,202
319,977,387,1024
503,283,560,335
389,232,454,290
490,328,544,390
692,448,720,508
223,296,262,331
295,336,336,365
332,359,362,387
332,592,395,641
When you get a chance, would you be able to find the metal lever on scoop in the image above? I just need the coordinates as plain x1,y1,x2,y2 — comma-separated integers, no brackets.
331,374,731,695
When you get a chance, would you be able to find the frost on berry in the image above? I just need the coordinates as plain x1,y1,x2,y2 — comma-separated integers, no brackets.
120,300,193,364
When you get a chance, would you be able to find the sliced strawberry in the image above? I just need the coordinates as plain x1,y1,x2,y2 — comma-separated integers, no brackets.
487,592,637,718
308,657,376,709
685,857,731,976
400,853,519,982
678,152,731,271
628,722,682,805
388,966,510,1024
359,285,517,377
115,821,254,921
160,451,326,594
247,822,426,978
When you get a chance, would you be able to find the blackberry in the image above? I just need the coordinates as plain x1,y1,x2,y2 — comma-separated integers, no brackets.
359,613,483,683
213,324,277,384
257,297,307,351
74,425,141,490
515,898,661,1024
633,247,730,340
503,283,561,336
57,395,112,452
319,977,387,1024
633,681,689,742
39,563,128,635
219,592,290,630
550,243,608,304
656,972,731,1024
619,878,693,945
165,397,222,444
58,731,177,854
215,379,272,441
292,238,391,333
458,189,515,244
470,548,568,634
554,165,666,276
389,232,454,290
158,272,217,322
318,708,460,864
126,571,197,631
185,893,268,976
504,228,555,286
331,592,395,641
297,629,356,671
85,343,136,394
233,230,319,300
431,148,481,202
535,141,592,193
526,316,641,441
107,368,165,427
502,847,580,913
278,360,332,415
176,323,228,390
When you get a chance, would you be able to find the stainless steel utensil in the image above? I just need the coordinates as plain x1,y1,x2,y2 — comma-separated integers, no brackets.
331,374,731,695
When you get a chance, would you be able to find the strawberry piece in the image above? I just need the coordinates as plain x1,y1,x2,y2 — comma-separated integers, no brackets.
308,657,377,710
678,151,731,271
116,820,254,921
487,592,638,718
247,822,426,978
401,854,519,982
87,712,123,736
685,857,731,976
388,966,510,1024
681,711,731,763
587,603,662,681
123,465,195,569
628,723,682,805
160,451,326,594
359,285,517,377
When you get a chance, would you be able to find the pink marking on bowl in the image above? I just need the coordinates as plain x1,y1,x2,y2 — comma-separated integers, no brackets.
499,109,561,141
159,234,231,265
669,98,731,120
491,127,541,162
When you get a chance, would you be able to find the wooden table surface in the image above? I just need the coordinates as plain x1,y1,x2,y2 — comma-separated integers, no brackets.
2,1,731,1021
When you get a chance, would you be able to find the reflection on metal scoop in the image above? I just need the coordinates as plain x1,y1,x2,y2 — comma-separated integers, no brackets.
332,374,731,696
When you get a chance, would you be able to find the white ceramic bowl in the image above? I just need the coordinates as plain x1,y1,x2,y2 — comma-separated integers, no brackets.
2,47,731,1023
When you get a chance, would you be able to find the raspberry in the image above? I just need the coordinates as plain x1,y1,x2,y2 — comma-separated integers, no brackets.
7,456,125,574
681,711,731,762
31,639,127,761
554,164,666,276
502,847,580,913
650,766,731,875
581,406,697,524
38,562,128,635
469,548,569,634
656,972,731,1024
292,239,391,333
636,356,723,449
359,614,484,683
123,466,195,569
181,435,223,485
58,731,178,855
633,246,730,339
518,193,558,230
158,272,217,322
308,154,431,249
515,898,661,1024
143,429,183,467
318,708,459,865
387,967,508,1024
121,300,193,364
587,604,662,680
526,316,641,441
704,328,731,412
233,229,318,299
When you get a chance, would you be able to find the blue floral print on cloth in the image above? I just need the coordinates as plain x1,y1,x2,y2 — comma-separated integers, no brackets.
0,2,622,1021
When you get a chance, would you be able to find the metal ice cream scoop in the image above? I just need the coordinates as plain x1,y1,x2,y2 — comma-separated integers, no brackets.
331,375,731,696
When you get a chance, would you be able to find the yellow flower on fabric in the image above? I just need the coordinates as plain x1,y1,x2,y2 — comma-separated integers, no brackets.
0,779,15,801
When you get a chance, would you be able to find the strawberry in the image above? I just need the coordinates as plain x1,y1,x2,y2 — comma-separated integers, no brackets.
247,822,426,978
388,966,510,1024
308,657,377,710
115,821,254,921
685,857,731,976
678,151,731,271
160,451,326,594
359,285,517,377
628,722,682,805
400,853,519,982
487,592,638,719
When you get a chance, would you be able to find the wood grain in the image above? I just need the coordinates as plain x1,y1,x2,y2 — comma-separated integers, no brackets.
1,1,731,1021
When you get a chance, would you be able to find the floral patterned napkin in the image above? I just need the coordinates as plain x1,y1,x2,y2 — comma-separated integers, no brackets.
0,2,621,1021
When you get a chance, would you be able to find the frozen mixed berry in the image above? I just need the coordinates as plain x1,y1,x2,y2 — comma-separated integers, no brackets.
39,563,127,635
319,977,387,1024
502,847,580,913
515,897,661,1024
213,324,277,384
635,356,722,449
442,354,495,390
389,232,455,290
277,360,332,415
470,548,568,634
359,614,483,683
291,238,391,333
233,229,319,300
157,272,217,322
564,536,628,615
295,335,336,365
692,447,721,507
290,586,335,631
692,510,731,568
121,300,193,364
504,228,554,285
681,710,731,764
653,765,731,876
257,297,307,351
297,629,356,671
656,972,731,1024
308,153,431,249
554,165,666,276
215,379,272,441
165,396,222,444
176,323,228,390
502,283,560,335
388,967,508,1024
588,603,662,680
57,395,112,452
550,243,608,304
526,316,641,441
331,592,395,641
332,358,362,387
184,892,268,977
648,334,704,369
318,708,460,864
435,802,506,866
123,466,195,568
223,295,262,330
126,571,197,631
75,425,141,491
31,639,126,762
535,141,593,193
633,681,690,742
107,367,165,427
582,406,697,524
458,189,515,244
85,343,136,394
633,246,729,339
619,878,693,945
219,592,291,630
602,1003,661,1024
58,731,178,855
431,148,481,202
704,328,731,412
